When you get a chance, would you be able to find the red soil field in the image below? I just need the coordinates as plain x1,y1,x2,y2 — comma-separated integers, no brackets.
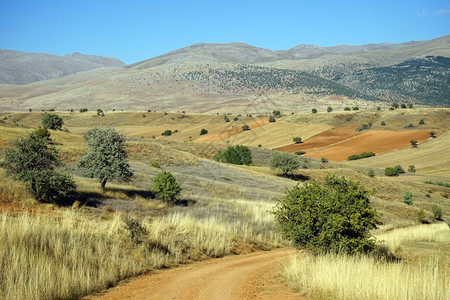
276,128,433,162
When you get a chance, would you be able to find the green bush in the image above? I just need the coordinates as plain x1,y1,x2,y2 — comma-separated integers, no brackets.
242,125,250,131
327,106,333,113
268,116,276,122
295,151,306,155
344,107,351,111
41,114,63,130
408,165,416,173
416,208,426,221
214,145,252,165
394,165,405,174
403,191,413,205
381,121,386,126
161,130,172,136
293,137,302,144
321,157,328,163
429,131,436,138
367,169,375,177
200,128,208,135
432,205,443,220
269,151,300,176
224,115,230,122
419,119,425,125
410,140,418,147
123,216,147,246
311,108,317,114
384,167,398,176
353,107,359,111
80,108,88,113
272,175,379,254
273,110,281,116
347,152,375,161
152,170,181,205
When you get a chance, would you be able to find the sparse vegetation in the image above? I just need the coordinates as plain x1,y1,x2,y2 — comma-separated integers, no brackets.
347,152,375,160
327,106,333,113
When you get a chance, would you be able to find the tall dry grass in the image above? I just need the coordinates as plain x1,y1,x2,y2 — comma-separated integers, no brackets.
285,223,450,300
0,198,281,299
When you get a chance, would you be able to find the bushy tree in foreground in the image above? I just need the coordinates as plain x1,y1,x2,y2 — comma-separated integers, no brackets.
3,128,75,203
78,128,133,190
152,170,181,205
272,175,379,255
269,151,300,176
41,113,63,130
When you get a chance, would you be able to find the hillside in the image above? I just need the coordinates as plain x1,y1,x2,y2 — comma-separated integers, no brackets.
0,49,125,85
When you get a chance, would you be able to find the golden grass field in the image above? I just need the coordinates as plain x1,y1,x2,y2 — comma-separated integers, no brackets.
0,107,448,299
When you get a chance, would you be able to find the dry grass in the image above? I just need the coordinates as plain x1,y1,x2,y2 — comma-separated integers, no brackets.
285,223,450,300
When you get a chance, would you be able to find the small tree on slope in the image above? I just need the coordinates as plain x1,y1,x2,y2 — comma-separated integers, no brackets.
78,128,133,190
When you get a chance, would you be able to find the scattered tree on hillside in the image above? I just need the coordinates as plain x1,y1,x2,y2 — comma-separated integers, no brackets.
432,205,442,220
224,115,230,122
401,103,407,109
392,103,399,109
268,116,276,122
352,106,359,111
273,110,281,116
408,165,416,173
3,128,76,203
200,128,208,135
161,130,172,136
327,106,333,113
272,175,379,254
242,124,250,131
344,107,351,111
152,170,181,205
293,137,302,144
384,167,398,176
269,151,300,176
394,165,405,174
311,108,318,113
214,145,252,165
429,131,436,138
403,191,413,205
41,113,63,130
410,140,418,148
78,128,133,190
419,119,425,125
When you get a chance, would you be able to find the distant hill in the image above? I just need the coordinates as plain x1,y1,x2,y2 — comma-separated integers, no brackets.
0,50,125,85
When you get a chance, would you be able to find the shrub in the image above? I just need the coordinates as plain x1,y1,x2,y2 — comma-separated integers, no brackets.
269,151,300,176
96,109,104,116
327,106,333,113
377,106,381,110
242,125,250,131
214,145,252,165
344,107,351,111
410,140,418,147
41,114,63,130
200,128,208,135
429,131,436,138
392,103,399,109
321,157,328,163
405,123,414,128
311,108,317,113
419,119,425,125
293,137,302,144
3,128,76,203
432,205,443,220
357,123,371,132
367,169,375,177
408,165,416,173
233,117,238,121
401,103,407,109
268,116,276,122
273,110,281,116
78,128,133,190
347,152,375,161
152,170,181,205
403,191,413,205
416,209,426,221
80,108,88,113
384,167,398,176
352,107,359,111
394,165,405,174
123,216,147,246
272,175,379,254
295,151,306,155
224,116,230,122
408,103,414,108
161,130,172,136
381,121,386,126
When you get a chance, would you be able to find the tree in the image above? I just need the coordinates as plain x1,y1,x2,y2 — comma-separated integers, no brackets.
432,205,442,220
403,191,413,205
293,137,302,144
161,129,172,136
384,167,398,176
401,103,407,109
269,151,300,176
419,119,425,125
311,108,317,113
152,170,181,205
268,116,276,122
272,175,379,254
78,128,133,190
224,115,230,122
394,165,405,174
214,145,252,165
408,165,416,173
352,106,359,111
41,113,63,130
327,106,333,113
273,110,281,116
3,128,76,203
410,140,418,148
200,128,208,135
392,103,399,109
429,131,436,138
344,107,351,111
242,124,250,131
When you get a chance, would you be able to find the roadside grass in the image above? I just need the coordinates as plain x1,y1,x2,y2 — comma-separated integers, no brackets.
285,223,450,300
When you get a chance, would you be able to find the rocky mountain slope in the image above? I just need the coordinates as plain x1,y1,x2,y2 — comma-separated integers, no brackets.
0,50,125,85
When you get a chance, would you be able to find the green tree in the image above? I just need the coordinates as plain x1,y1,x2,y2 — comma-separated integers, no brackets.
410,140,418,147
344,107,351,111
242,124,250,131
152,170,181,205
327,106,333,112
429,131,436,138
408,165,416,173
273,110,281,116
214,145,252,165
78,128,133,190
268,116,276,122
419,119,425,125
311,108,318,113
293,137,302,144
41,113,63,130
3,128,76,203
224,115,230,122
367,169,375,177
394,165,405,174
403,191,413,205
161,129,172,136
432,205,442,220
200,128,208,135
392,103,399,109
272,175,379,254
269,151,300,176
384,167,398,176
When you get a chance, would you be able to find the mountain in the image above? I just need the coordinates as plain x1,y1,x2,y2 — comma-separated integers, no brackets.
0,35,448,112
0,50,125,85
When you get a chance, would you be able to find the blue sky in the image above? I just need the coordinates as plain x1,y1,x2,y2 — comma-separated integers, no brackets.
1,0,449,64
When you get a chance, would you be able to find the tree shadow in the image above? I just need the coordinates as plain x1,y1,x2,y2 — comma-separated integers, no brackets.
74,188,155,208
279,174,310,181
174,199,197,207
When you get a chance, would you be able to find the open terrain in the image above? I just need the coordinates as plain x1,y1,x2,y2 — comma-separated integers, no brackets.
0,106,449,299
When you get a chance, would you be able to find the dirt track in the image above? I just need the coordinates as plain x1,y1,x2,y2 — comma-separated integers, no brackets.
87,248,301,300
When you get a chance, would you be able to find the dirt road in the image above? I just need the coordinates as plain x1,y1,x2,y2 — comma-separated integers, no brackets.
87,248,301,300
